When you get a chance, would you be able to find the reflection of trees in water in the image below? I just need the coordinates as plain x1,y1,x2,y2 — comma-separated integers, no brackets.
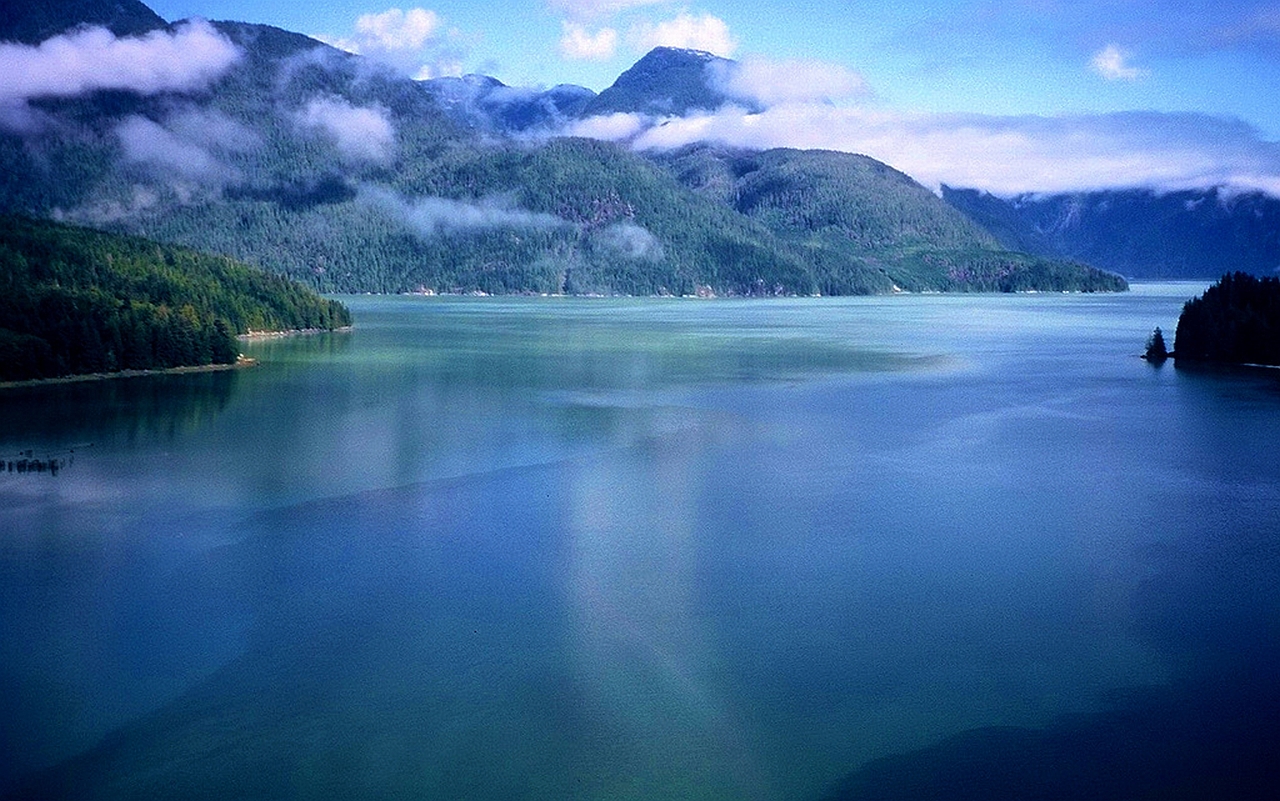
0,370,239,447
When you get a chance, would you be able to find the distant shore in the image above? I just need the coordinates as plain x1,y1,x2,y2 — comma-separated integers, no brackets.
0,355,259,390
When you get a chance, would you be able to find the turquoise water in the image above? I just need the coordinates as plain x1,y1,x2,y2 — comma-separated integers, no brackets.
2,285,1278,799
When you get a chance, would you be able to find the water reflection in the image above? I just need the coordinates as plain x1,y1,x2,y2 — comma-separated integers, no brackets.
0,369,240,447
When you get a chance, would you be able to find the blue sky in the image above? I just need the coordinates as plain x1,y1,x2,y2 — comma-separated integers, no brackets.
122,1,1280,194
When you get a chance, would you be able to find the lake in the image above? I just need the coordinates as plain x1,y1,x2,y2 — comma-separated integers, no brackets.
2,284,1278,799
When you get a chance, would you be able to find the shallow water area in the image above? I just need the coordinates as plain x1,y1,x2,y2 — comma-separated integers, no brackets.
2,284,1278,799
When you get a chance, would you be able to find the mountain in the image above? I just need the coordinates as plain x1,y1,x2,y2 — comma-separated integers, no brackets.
943,187,1280,279
579,47,748,118
0,1,1122,296
0,215,351,382
422,76,595,135
654,145,1126,293
0,0,165,43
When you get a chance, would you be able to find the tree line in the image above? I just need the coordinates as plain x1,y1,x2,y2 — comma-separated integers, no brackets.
1175,272,1280,366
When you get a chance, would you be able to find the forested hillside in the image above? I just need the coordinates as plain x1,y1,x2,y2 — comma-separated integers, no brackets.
654,146,1128,293
0,216,350,382
0,2,1126,296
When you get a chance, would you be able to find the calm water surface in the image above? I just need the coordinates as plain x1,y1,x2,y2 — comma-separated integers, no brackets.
2,284,1278,799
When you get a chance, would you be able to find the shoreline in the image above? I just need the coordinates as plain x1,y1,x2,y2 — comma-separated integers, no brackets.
0,356,258,390
237,325,353,341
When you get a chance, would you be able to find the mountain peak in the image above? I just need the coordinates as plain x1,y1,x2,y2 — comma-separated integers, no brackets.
581,46,739,118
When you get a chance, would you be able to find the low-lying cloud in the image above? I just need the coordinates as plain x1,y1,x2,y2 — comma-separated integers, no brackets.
597,221,663,260
297,97,396,163
0,20,241,104
563,104,1280,197
115,109,259,184
363,187,569,235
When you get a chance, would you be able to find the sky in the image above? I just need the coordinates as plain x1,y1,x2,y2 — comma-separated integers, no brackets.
47,1,1280,195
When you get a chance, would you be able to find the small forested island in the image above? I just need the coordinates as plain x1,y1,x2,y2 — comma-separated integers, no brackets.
1174,272,1280,366
0,216,351,383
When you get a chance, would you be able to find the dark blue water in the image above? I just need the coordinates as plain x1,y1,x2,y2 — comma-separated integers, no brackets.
2,286,1278,799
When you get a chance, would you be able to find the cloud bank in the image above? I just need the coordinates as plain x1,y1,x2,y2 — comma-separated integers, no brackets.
564,104,1280,197
0,20,241,104
711,57,870,106
297,98,396,163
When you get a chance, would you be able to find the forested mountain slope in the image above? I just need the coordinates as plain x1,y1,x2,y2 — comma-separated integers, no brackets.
0,0,1125,296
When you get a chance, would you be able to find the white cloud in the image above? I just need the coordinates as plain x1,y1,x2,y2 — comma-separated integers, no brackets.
0,20,241,104
297,98,396,163
316,7,463,80
562,105,1280,197
630,12,738,57
356,8,442,50
560,22,618,60
562,111,649,140
1091,44,1146,81
711,57,869,107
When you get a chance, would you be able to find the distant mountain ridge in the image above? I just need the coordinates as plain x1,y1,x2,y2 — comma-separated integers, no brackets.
942,187,1280,279
0,0,1123,295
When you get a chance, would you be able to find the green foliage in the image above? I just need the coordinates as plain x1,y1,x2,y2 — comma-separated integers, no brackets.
1174,272,1280,365
652,145,1127,294
0,216,350,381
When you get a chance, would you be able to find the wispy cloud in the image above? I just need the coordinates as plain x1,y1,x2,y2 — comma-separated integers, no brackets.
362,187,569,235
0,20,240,104
630,12,738,57
560,22,619,60
1091,44,1147,81
115,109,259,185
563,104,1280,197
116,116,227,182
547,0,667,23
297,97,396,163
1213,8,1280,48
